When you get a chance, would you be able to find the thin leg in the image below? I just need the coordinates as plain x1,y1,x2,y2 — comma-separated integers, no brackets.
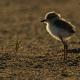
63,42,68,60
60,37,68,60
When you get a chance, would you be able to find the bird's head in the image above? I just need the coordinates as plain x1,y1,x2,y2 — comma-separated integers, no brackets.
41,11,61,23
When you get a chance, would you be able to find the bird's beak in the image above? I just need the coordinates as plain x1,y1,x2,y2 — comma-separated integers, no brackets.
41,19,47,22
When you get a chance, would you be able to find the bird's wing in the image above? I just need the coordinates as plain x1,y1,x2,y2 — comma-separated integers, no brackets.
54,19,75,33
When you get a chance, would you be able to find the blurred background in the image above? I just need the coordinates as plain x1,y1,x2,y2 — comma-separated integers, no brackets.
0,0,80,80
0,0,80,53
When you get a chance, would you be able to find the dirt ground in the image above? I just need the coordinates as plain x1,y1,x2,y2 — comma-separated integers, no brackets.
0,0,80,80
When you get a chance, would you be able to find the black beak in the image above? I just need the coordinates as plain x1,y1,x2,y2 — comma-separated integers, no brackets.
41,19,46,22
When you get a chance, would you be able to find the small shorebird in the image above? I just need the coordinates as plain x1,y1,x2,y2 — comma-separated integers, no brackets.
41,11,75,60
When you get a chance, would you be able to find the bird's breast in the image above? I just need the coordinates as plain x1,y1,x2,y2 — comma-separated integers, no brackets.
46,23,61,40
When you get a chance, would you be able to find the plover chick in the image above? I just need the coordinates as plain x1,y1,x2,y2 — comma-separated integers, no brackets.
41,11,75,60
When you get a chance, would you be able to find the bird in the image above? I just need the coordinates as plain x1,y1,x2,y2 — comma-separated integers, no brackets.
41,11,75,60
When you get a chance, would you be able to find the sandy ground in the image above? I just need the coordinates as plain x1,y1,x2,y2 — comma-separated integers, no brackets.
0,0,80,80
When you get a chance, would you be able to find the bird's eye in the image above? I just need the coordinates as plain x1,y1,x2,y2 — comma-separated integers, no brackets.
47,13,58,20
47,15,54,19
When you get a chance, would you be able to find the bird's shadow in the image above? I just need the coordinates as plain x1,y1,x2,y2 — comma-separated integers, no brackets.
59,48,80,54
67,48,80,53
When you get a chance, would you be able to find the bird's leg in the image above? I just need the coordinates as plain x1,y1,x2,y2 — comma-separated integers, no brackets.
60,37,68,60
63,41,68,60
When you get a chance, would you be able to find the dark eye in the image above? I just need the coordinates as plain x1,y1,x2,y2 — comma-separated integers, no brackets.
47,14,53,19
47,13,58,20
